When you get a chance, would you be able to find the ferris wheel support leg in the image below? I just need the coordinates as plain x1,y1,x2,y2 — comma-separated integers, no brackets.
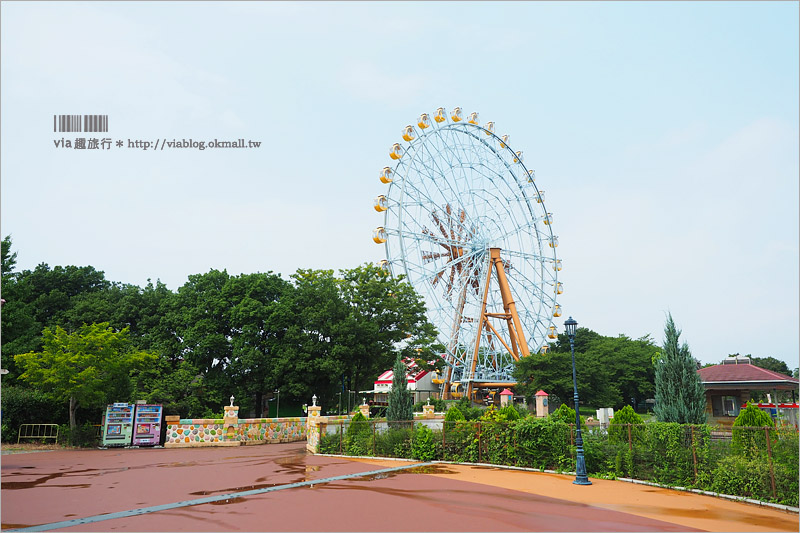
444,276,470,400
467,253,495,401
491,248,530,358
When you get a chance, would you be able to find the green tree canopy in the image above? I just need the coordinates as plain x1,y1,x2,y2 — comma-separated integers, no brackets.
513,328,657,410
653,314,706,424
14,323,156,431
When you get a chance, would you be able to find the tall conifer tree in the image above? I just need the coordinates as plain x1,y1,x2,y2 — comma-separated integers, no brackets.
387,356,413,426
654,314,706,424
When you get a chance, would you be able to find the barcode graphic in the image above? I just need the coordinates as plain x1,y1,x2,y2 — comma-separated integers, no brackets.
53,115,108,132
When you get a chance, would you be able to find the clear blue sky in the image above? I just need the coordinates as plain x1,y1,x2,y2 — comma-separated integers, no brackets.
2,1,798,370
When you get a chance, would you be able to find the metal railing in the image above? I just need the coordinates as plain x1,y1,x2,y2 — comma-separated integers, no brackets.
17,424,59,444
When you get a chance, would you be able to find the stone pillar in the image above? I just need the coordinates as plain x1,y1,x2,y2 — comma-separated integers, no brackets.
535,390,549,418
359,399,370,419
423,403,435,419
223,404,239,442
306,401,323,453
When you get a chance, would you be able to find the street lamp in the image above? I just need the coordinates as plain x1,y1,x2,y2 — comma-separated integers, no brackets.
565,316,591,485
274,389,280,419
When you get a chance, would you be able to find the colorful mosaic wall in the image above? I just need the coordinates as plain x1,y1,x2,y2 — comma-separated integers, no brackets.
165,417,307,447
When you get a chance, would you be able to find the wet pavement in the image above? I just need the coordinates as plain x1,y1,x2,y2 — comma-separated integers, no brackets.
1,442,797,532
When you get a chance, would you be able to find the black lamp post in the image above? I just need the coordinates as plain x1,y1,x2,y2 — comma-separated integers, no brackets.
565,316,591,485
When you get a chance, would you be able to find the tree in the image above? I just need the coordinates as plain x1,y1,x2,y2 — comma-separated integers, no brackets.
749,356,792,377
653,314,706,424
1,262,109,378
513,328,657,410
1,234,17,277
14,323,156,432
387,356,413,425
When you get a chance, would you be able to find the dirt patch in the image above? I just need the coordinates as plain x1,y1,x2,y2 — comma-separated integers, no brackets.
0,442,77,455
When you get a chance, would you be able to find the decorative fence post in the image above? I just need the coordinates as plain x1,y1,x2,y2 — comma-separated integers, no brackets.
306,396,324,453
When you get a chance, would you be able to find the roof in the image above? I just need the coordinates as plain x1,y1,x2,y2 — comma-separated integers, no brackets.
535,390,549,397
697,363,799,385
374,358,429,385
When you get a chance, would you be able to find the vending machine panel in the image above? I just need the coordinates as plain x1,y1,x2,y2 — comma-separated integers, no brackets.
102,403,134,447
132,404,163,446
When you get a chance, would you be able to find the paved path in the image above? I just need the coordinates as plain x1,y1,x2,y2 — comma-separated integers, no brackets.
1,442,797,531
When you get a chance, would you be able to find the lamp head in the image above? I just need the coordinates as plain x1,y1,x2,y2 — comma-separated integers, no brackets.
564,316,578,338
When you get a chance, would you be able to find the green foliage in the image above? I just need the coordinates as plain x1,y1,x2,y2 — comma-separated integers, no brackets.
444,406,465,422
498,405,521,421
0,386,67,441
710,455,774,502
513,328,657,410
57,422,100,448
653,314,706,424
411,423,437,461
454,397,485,420
748,356,792,377
514,416,572,471
375,427,412,458
413,398,447,412
387,357,413,426
345,412,373,456
549,403,577,425
608,405,644,445
14,323,156,433
732,403,775,455
1,235,17,277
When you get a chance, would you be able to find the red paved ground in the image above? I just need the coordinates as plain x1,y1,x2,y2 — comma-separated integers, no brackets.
1,442,797,532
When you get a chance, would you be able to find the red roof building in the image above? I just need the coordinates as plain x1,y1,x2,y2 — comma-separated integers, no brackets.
697,357,798,427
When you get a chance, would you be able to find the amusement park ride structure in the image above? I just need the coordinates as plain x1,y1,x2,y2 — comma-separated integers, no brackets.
373,108,562,402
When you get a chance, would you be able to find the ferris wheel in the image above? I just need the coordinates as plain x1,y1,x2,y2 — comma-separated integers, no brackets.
372,107,562,401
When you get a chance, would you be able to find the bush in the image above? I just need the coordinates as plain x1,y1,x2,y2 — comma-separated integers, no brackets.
413,398,447,412
345,412,373,456
515,416,572,471
57,422,101,447
375,427,412,458
608,405,644,445
411,424,437,461
444,405,465,422
549,403,585,426
498,405,521,421
1,386,66,441
455,397,485,420
732,403,775,456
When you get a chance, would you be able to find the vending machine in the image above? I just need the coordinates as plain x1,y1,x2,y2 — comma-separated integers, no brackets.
102,403,134,447
132,404,163,447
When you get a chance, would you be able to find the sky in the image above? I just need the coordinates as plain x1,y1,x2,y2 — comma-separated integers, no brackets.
1,1,798,371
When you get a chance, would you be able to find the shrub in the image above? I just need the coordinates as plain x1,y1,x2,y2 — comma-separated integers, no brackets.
375,427,412,458
515,416,571,471
498,405,521,421
58,422,100,447
411,424,437,461
608,405,644,445
549,403,585,426
413,398,447,412
455,397,485,420
732,403,775,456
1,386,66,441
345,412,373,456
444,406,465,422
